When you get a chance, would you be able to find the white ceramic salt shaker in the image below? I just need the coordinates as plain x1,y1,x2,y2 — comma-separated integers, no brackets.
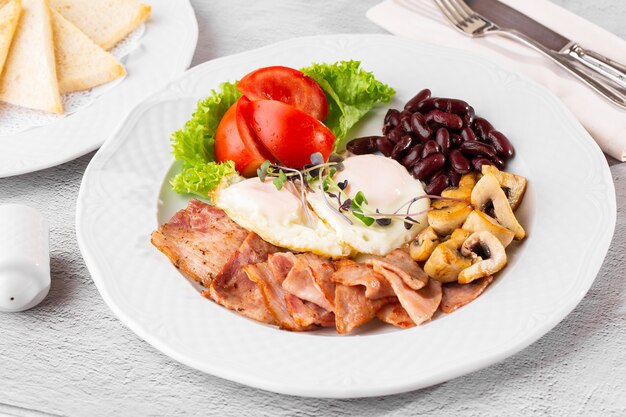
0,204,50,312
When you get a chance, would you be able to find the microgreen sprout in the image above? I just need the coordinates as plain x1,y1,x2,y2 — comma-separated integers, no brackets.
257,153,466,228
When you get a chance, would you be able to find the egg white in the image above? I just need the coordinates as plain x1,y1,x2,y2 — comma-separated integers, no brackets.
213,177,352,258
306,155,429,255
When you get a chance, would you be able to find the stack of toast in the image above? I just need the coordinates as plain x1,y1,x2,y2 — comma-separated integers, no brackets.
0,0,150,114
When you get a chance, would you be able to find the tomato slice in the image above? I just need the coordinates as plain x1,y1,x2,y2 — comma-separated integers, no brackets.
236,96,274,161
238,66,329,121
215,99,268,177
247,100,335,169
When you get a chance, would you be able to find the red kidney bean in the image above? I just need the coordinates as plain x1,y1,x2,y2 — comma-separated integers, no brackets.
471,157,495,171
376,136,395,157
460,141,497,158
410,113,432,141
492,155,506,170
433,98,470,115
386,127,403,143
412,153,446,180
415,98,436,113
486,130,515,159
449,149,471,174
424,110,463,130
401,144,423,168
425,170,450,195
450,133,463,147
391,135,414,160
400,114,413,134
404,88,431,112
435,128,451,154
384,109,400,125
346,136,380,155
473,117,495,139
463,106,475,127
382,122,393,135
421,140,440,158
460,126,477,142
446,166,461,187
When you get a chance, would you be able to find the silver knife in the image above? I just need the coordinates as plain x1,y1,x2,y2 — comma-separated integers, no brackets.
466,0,626,96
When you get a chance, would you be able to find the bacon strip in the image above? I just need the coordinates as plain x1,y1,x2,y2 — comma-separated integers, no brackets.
151,200,248,287
374,249,429,290
243,262,308,331
332,259,394,299
334,284,391,334
372,260,442,326
376,302,415,329
207,233,278,324
282,254,335,311
268,252,334,328
440,276,494,313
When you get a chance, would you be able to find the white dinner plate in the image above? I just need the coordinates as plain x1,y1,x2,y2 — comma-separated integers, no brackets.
76,35,616,398
0,0,197,178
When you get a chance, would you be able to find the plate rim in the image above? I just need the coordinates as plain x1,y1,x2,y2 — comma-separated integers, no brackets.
76,33,617,398
0,0,199,178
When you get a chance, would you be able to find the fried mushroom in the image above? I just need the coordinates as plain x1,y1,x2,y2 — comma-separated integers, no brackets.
471,173,526,240
481,165,527,211
410,226,439,262
424,229,472,283
462,209,515,248
458,231,507,284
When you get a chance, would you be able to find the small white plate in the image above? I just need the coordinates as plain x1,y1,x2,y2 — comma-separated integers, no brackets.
0,0,197,178
76,35,616,398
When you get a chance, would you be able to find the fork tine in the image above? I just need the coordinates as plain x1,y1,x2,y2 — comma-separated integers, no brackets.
434,0,465,28
443,0,472,24
450,0,476,20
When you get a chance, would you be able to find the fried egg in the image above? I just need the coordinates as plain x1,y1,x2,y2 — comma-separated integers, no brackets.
213,154,429,257
306,154,429,255
213,177,352,258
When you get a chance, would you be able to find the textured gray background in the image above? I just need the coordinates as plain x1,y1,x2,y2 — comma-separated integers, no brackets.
1,1,625,416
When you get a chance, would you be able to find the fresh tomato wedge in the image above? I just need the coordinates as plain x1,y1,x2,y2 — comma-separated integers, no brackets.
238,66,329,121
246,99,335,169
215,99,268,177
236,96,274,161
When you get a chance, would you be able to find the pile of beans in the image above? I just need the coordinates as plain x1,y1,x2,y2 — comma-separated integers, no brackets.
346,89,515,195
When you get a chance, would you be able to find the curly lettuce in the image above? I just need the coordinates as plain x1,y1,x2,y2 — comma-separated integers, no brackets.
301,60,395,151
169,82,241,197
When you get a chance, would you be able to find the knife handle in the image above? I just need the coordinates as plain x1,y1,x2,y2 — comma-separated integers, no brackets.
561,43,626,90
496,28,626,110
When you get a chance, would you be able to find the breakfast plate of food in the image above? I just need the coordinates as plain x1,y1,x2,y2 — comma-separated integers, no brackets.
76,34,616,397
0,0,197,177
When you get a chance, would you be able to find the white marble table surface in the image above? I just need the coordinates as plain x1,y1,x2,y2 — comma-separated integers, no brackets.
1,1,625,416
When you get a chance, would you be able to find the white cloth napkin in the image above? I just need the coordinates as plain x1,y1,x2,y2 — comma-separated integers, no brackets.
367,0,626,162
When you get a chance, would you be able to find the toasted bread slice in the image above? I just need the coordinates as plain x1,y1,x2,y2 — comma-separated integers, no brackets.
51,9,126,93
50,0,150,50
0,0,62,114
0,0,22,77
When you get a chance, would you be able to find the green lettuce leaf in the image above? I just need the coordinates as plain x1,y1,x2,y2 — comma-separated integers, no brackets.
170,160,237,199
301,60,395,152
169,82,241,197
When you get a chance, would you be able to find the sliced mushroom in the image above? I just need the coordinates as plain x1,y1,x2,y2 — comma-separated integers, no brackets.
427,200,472,236
481,165,527,211
441,172,479,202
462,209,515,247
410,226,439,262
424,229,472,283
471,173,526,240
458,231,507,284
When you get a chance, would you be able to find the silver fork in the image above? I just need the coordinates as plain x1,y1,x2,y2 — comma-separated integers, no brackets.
434,0,626,109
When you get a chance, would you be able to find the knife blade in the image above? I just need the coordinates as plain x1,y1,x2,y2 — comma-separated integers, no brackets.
465,0,570,52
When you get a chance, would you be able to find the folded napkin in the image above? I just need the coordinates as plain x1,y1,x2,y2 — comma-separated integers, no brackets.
367,0,626,161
